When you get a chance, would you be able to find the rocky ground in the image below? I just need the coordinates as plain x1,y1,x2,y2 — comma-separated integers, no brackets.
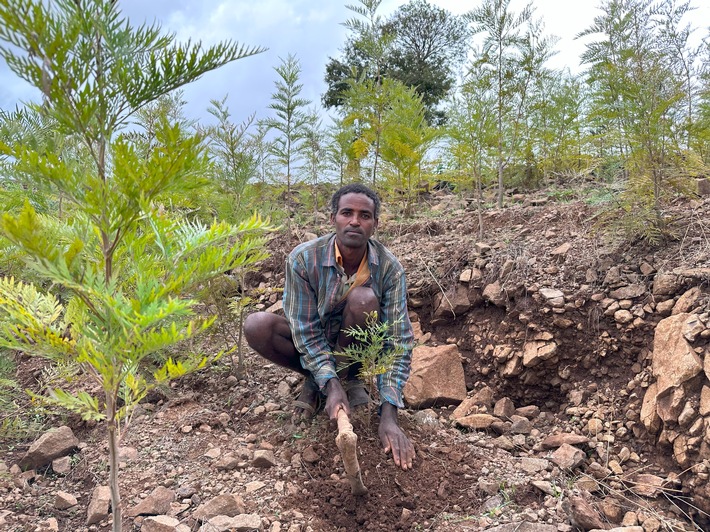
1,189,710,532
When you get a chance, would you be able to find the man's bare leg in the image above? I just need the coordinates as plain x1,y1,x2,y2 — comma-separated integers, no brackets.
243,312,320,417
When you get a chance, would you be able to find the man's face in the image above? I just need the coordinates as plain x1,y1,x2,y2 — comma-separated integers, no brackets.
331,192,378,251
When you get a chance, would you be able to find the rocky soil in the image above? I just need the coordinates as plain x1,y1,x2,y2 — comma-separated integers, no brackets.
1,190,710,532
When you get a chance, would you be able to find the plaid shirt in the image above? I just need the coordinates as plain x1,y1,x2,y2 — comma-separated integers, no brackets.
283,233,414,409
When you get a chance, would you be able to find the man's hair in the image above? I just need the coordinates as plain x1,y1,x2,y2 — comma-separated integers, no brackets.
330,183,381,219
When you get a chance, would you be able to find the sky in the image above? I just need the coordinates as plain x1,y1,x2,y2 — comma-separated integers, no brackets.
0,0,708,127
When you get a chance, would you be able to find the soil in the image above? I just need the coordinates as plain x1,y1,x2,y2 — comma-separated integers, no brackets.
1,190,710,532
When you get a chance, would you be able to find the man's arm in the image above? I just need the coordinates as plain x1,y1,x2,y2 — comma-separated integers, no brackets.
282,253,338,391
376,263,415,470
377,267,414,409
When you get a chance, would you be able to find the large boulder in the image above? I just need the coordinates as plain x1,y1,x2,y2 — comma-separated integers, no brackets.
404,344,467,409
651,313,703,396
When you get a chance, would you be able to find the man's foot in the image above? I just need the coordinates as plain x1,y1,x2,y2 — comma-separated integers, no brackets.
292,376,323,420
344,380,370,409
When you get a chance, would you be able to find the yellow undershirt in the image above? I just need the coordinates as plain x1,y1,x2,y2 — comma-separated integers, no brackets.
334,240,370,301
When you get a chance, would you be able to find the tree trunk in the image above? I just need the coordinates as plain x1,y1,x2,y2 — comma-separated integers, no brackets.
107,394,122,532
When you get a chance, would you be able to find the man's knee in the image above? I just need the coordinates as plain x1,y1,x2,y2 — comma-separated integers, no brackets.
344,286,379,321
243,312,270,347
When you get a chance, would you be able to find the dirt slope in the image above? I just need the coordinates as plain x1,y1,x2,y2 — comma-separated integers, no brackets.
1,192,709,532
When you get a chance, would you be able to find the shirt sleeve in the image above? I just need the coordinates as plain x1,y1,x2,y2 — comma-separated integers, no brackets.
377,265,414,409
282,252,338,391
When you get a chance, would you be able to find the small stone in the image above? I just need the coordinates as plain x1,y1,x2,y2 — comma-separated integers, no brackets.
245,481,266,493
141,515,180,532
127,486,175,517
55,491,78,510
301,446,319,464
204,447,221,460
252,449,276,468
51,456,71,475
193,494,245,521
550,444,586,470
87,485,111,525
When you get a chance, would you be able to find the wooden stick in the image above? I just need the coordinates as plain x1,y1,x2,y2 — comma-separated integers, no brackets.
336,409,368,496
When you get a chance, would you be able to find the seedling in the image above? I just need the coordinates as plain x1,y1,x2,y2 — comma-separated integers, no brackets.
338,311,404,407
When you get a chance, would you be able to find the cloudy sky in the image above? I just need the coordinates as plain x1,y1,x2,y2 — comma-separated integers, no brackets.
1,0,708,126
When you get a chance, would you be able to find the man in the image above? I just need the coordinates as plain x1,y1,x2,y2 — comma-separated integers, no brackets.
244,183,415,470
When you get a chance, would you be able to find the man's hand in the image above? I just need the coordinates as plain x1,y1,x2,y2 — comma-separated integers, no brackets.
324,378,349,419
379,402,415,470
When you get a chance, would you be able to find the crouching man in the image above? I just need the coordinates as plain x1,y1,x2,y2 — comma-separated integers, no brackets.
244,183,415,470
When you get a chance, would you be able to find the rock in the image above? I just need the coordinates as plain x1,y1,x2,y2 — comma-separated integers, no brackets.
518,457,549,474
482,281,507,307
276,380,291,397
515,405,540,419
672,286,702,314
205,514,263,531
301,446,319,464
118,446,139,462
501,354,523,377
455,414,497,430
142,515,181,532
655,299,675,315
551,242,571,260
433,284,471,321
587,418,604,435
51,456,71,475
656,387,685,423
598,496,625,523
609,284,646,299
403,344,467,408
193,494,245,521
604,267,622,286
651,314,703,396
214,453,239,470
266,300,283,314
412,409,440,429
470,386,495,408
614,309,634,324
539,288,564,300
509,415,532,434
450,397,480,421
627,473,665,498
20,426,79,469
550,443,586,470
576,476,601,493
700,386,710,416
683,315,706,342
252,449,276,468
531,480,559,496
673,434,692,468
55,491,78,510
127,486,175,517
540,433,589,449
245,480,266,493
640,383,661,433
204,447,221,460
522,340,557,367
589,528,643,532
460,268,485,284
563,493,606,530
483,524,557,532
493,397,516,418
652,273,682,296
87,485,111,525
